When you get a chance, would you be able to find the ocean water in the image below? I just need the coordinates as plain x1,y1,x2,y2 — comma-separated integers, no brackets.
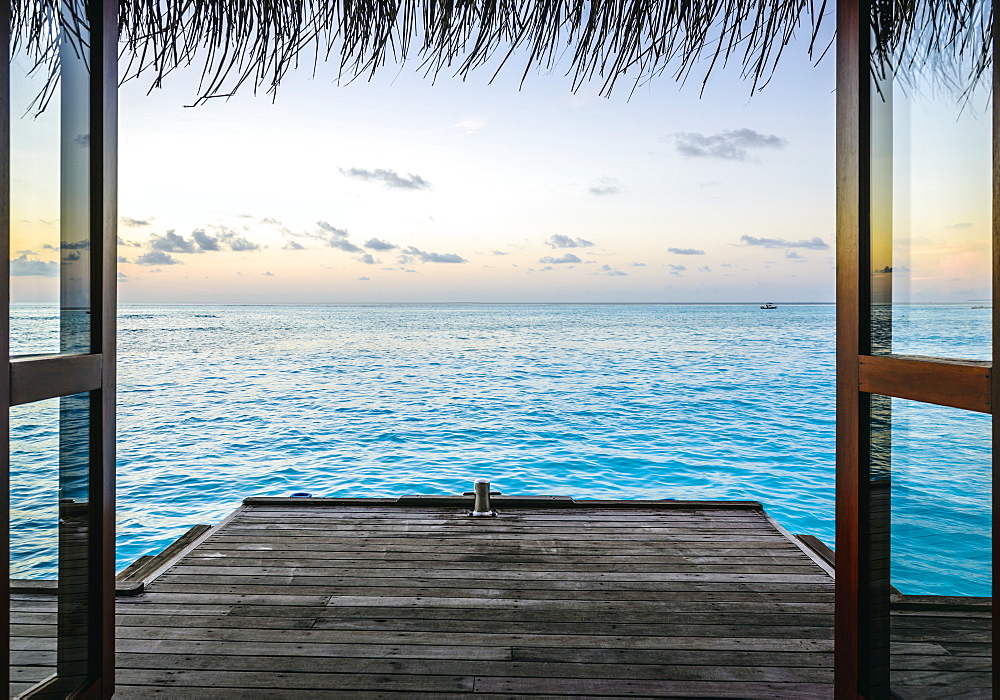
9,303,993,596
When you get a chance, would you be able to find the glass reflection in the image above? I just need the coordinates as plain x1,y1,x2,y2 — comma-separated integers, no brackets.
9,393,93,697
870,1,992,361
868,396,992,697
9,0,92,357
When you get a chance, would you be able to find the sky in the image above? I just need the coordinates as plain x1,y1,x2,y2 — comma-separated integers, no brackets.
8,17,992,304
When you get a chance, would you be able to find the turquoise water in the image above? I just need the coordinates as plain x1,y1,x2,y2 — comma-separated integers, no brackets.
9,303,993,596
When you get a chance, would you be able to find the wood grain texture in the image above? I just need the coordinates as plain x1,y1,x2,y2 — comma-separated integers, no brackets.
109,501,836,697
859,354,992,414
10,500,990,696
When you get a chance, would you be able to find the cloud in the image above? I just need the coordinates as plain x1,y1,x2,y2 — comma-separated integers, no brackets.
317,221,350,238
283,240,305,250
589,178,620,196
358,276,371,281
117,255,129,263
329,239,363,253
668,247,705,255
135,250,181,266
785,250,804,261
401,246,466,263
741,235,829,250
117,272,130,281
11,253,59,277
151,230,197,254
947,222,973,229
698,265,711,272
668,264,687,271
259,218,281,225
631,262,647,267
539,253,582,264
675,128,787,161
152,228,261,253
455,118,485,134
357,253,380,265
227,235,260,252
121,217,151,227
364,238,397,251
191,229,220,251
491,250,509,256
598,264,627,276
43,240,90,251
340,167,431,190
546,235,594,249
262,271,274,276
117,236,140,247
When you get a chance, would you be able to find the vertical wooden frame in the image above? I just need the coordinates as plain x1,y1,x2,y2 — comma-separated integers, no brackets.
3,0,116,696
992,0,999,692
0,0,10,693
835,0,869,695
89,0,118,694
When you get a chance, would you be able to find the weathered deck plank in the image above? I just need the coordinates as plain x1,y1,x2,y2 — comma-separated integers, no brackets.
9,497,992,697
107,499,837,697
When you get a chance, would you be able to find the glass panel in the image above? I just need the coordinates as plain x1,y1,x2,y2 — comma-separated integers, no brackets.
870,1,992,360
9,0,95,695
9,0,92,357
9,393,93,697
868,396,992,697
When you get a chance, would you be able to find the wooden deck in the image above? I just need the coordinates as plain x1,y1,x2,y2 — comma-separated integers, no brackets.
8,496,991,697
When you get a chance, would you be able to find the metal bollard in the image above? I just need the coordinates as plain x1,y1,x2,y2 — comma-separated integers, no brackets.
470,478,497,517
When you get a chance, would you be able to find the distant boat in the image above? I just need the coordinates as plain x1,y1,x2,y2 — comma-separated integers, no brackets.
972,305,990,309
760,303,777,310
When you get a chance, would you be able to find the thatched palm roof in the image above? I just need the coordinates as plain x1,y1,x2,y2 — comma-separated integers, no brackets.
9,1,992,107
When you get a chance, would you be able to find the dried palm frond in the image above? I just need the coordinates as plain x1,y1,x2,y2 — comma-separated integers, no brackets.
8,0,992,111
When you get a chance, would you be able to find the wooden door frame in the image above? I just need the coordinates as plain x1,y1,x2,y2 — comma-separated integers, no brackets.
2,0,118,696
835,0,998,695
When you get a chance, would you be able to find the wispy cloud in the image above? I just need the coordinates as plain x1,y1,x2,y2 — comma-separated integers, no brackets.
539,253,582,264
589,177,620,196
675,128,787,161
357,253,380,265
455,117,485,135
400,246,466,263
340,167,431,190
668,247,705,255
283,240,305,251
546,234,594,249
598,264,627,276
121,217,151,227
741,234,829,250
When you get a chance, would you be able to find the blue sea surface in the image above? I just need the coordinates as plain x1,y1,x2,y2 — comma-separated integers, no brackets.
9,303,993,596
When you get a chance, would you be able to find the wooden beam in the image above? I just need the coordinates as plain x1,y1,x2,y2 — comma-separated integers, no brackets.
859,355,992,414
835,0,867,696
9,354,103,406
